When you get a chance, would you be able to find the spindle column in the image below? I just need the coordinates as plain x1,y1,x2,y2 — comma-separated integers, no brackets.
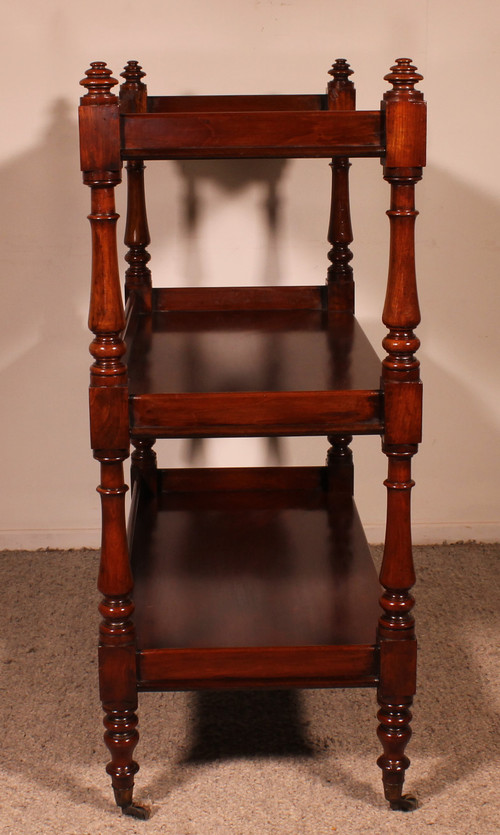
79,63,149,820
377,59,426,811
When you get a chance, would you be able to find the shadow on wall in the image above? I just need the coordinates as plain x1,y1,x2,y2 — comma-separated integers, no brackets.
0,100,103,533
0,100,88,367
0,100,295,485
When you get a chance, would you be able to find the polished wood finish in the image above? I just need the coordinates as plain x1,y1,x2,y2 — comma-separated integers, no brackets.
130,467,380,650
148,93,328,112
80,64,141,816
121,110,384,159
79,57,426,816
125,287,383,438
375,59,424,811
326,58,355,313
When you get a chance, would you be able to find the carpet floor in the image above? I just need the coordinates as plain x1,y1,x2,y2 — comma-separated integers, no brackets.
0,544,498,834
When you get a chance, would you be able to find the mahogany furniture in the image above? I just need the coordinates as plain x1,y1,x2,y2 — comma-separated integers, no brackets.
79,57,426,817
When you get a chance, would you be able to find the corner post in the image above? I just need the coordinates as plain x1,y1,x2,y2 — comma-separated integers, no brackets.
377,59,426,811
120,61,152,313
79,63,148,819
325,59,355,314
119,61,157,501
325,59,356,491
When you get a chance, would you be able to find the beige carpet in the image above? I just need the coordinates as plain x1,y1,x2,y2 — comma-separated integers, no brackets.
1,544,499,834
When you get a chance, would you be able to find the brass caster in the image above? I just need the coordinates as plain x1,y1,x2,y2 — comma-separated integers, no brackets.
390,793,418,812
114,787,151,820
121,802,151,820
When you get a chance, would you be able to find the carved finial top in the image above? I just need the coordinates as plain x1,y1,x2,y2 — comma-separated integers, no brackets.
119,60,147,112
120,60,146,85
327,58,355,108
384,58,423,91
80,62,118,103
328,58,354,82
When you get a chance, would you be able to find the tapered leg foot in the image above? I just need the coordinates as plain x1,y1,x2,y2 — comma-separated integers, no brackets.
113,787,151,820
103,707,146,817
377,696,416,811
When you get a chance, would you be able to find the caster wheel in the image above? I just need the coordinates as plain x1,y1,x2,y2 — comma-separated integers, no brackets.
122,802,151,820
390,793,418,812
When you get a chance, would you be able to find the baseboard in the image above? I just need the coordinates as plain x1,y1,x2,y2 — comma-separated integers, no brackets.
0,529,101,550
0,523,498,551
364,522,500,545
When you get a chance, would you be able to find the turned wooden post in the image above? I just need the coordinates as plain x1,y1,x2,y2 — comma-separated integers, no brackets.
326,59,355,314
377,59,426,812
325,60,355,488
79,63,148,820
119,61,157,501
120,61,152,312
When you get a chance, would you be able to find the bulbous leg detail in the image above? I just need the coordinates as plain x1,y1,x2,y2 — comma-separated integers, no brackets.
377,696,417,811
104,708,150,818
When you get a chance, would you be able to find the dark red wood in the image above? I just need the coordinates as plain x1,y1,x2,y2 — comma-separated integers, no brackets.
325,60,355,313
121,110,383,159
79,56,426,815
120,62,152,314
148,93,327,113
383,60,426,169
120,60,147,113
129,466,381,651
127,294,381,388
376,59,425,812
138,645,379,691
80,62,145,820
324,60,357,478
131,391,383,438
153,284,324,312
125,297,383,437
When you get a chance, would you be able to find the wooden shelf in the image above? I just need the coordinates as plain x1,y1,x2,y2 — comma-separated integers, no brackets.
126,286,384,438
130,466,381,690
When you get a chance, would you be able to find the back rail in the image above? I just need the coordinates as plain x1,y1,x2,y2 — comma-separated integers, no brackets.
147,94,328,113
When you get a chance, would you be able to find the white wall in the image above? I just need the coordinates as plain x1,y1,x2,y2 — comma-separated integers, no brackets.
1,1,499,548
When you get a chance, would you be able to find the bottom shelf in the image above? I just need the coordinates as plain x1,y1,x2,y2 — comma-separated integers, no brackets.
129,466,382,690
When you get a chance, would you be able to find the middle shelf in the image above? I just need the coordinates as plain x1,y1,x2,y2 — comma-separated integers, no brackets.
126,285,384,438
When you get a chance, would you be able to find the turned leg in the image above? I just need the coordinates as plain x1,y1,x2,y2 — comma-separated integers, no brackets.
377,77,423,803
96,455,150,819
81,65,150,817
103,705,142,817
377,693,417,811
377,448,419,811
99,592,150,819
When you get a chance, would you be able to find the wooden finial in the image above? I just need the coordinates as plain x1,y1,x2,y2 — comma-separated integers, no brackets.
384,59,423,97
119,60,147,112
80,62,118,104
328,58,354,83
120,60,146,85
327,58,355,109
